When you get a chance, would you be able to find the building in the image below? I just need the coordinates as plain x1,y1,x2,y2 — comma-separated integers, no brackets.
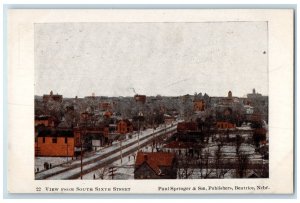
246,89,268,123
164,114,175,125
80,111,93,122
35,115,55,127
43,90,63,103
216,121,236,129
103,111,113,119
73,126,109,150
247,88,262,99
163,141,190,156
99,102,112,111
117,119,133,135
193,99,205,111
177,121,197,133
244,105,254,115
134,152,177,179
134,94,146,104
35,129,74,157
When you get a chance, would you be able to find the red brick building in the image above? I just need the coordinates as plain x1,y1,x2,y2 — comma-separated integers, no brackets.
216,121,236,129
193,99,205,111
35,129,74,157
177,121,197,133
117,119,133,135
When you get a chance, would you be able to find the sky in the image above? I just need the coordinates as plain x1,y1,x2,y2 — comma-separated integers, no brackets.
34,22,268,98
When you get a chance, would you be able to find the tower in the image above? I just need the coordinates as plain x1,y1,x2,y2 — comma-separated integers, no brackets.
228,91,232,99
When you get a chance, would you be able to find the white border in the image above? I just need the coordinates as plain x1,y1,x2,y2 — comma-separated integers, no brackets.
7,9,294,194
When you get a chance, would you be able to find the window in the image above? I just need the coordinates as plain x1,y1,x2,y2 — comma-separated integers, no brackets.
42,137,45,143
52,137,57,143
65,137,68,144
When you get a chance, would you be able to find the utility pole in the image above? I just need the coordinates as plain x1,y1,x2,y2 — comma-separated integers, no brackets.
120,139,123,164
80,138,83,179
66,142,69,163
137,118,140,151
109,166,116,180
80,116,87,180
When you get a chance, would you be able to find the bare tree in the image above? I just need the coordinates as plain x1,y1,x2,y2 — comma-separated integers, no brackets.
177,154,195,179
203,149,213,179
214,142,223,178
96,167,109,180
236,152,249,178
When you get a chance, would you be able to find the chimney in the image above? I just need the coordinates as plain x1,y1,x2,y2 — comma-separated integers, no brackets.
144,154,148,161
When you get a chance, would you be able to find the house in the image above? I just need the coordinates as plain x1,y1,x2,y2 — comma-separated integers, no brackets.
216,121,236,129
163,141,190,156
43,90,63,103
117,119,133,135
134,94,146,104
134,152,177,179
35,129,74,157
35,115,55,127
177,121,197,133
104,111,113,119
164,114,175,125
73,126,109,150
193,99,205,111
80,111,93,122
99,102,112,111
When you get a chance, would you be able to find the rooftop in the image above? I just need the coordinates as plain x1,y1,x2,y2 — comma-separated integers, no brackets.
135,151,175,175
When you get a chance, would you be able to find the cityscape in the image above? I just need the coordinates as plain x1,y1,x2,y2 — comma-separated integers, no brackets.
34,22,268,180
34,89,269,180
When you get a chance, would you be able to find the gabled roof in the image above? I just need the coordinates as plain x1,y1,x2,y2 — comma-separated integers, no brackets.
135,152,175,175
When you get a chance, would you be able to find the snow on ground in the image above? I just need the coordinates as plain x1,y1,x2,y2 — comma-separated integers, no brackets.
45,124,178,179
82,144,156,180
35,122,178,179
35,121,267,180
81,153,136,180
35,157,69,171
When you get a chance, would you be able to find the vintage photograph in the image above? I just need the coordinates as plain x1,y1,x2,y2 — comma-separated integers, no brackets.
34,22,269,180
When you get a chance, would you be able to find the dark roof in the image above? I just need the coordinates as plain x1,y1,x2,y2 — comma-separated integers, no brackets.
35,115,52,120
86,133,104,139
135,152,175,175
164,141,190,149
37,129,74,137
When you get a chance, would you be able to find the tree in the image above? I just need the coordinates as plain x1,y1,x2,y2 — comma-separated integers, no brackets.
214,142,223,178
177,154,195,179
202,149,213,179
236,153,249,178
96,167,109,180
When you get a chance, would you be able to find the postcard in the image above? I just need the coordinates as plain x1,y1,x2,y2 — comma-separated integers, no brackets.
7,9,294,194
